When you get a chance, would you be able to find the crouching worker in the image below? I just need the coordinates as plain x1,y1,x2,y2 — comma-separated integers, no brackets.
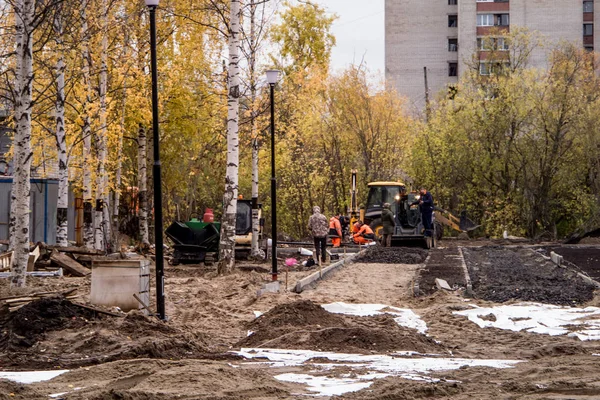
353,220,375,245
329,213,343,248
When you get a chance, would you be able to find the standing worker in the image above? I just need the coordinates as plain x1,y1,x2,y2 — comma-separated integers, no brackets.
308,206,328,264
329,213,343,248
353,220,375,245
381,202,396,247
412,187,434,237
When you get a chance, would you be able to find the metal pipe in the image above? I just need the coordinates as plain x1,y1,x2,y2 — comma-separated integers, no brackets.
148,5,165,320
270,83,277,281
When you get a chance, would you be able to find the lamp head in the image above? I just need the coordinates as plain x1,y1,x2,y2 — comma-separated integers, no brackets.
265,69,280,85
145,0,159,7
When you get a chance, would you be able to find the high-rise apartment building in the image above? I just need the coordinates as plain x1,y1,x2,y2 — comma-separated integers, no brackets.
386,0,593,111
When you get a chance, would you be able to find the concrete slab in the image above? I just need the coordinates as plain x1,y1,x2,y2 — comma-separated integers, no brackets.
257,281,280,296
435,278,452,291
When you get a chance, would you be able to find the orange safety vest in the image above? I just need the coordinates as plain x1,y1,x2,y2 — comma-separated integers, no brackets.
358,224,374,236
329,217,342,237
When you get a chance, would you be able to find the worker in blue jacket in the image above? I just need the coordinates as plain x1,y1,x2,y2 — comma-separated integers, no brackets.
412,188,434,237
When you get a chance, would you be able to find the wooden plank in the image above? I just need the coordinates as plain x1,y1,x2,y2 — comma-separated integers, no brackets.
50,251,90,277
71,302,124,317
27,245,40,272
4,297,35,304
49,245,104,256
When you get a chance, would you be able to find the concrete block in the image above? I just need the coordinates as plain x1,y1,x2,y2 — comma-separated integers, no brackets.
550,251,563,266
91,259,150,312
435,278,452,291
257,281,280,296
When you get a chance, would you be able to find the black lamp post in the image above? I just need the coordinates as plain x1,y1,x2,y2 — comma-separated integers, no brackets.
145,0,165,320
266,69,280,281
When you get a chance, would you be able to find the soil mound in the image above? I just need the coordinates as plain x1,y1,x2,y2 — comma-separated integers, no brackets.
249,300,345,329
238,301,443,354
464,247,595,305
0,297,97,348
355,247,428,264
0,298,209,369
0,380,43,400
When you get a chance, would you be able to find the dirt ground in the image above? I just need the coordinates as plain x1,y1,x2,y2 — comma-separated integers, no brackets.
464,246,596,305
2,242,600,399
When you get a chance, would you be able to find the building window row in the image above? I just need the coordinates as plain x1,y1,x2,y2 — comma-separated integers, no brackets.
448,0,457,5
477,37,509,51
477,13,509,27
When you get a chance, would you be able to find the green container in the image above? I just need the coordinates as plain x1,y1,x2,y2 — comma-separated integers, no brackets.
185,218,221,233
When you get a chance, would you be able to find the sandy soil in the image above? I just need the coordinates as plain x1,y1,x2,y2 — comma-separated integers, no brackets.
2,243,600,399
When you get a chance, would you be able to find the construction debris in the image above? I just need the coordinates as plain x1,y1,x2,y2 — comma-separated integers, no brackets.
0,288,79,312
50,250,90,277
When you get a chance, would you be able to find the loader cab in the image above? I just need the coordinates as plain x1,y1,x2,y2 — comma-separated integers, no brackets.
364,182,406,224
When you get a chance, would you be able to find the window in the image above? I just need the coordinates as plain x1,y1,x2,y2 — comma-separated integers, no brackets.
448,38,458,52
496,14,509,26
497,37,509,50
449,62,458,77
479,63,491,75
585,45,594,52
584,1,594,12
584,24,594,36
449,14,458,27
448,0,457,4
476,0,494,2
477,14,494,26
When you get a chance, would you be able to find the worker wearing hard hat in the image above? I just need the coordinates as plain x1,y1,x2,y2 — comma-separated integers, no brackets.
353,220,375,245
329,213,343,247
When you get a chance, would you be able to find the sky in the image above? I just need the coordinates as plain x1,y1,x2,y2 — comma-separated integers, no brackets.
313,0,385,75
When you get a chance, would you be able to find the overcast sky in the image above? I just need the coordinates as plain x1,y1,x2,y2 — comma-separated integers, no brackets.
313,0,385,75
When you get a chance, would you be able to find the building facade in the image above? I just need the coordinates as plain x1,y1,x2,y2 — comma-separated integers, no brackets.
386,0,593,111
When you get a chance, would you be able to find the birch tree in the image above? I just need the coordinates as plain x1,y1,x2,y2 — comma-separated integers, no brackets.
217,0,241,274
138,124,149,245
94,0,109,251
54,3,68,247
80,4,94,248
10,0,34,287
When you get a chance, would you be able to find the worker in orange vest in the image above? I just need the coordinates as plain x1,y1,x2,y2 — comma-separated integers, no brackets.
352,221,361,235
329,213,343,248
353,221,375,245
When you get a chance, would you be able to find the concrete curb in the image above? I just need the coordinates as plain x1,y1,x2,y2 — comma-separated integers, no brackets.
413,253,432,297
533,248,600,289
293,250,366,293
457,247,473,297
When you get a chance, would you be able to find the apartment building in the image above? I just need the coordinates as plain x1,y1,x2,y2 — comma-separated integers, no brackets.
386,0,591,111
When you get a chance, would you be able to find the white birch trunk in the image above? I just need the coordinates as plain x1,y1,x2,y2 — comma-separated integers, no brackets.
54,8,68,247
217,0,241,274
94,1,109,251
138,124,149,245
80,5,94,249
8,0,24,252
113,85,126,242
249,0,262,258
10,0,34,287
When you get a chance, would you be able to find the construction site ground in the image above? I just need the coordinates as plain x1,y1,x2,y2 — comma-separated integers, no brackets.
1,241,600,399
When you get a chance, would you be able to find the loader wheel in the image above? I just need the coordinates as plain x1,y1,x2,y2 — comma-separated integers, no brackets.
370,219,383,242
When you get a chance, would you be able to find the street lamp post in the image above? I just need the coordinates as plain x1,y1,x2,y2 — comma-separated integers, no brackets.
266,69,280,282
145,0,165,320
